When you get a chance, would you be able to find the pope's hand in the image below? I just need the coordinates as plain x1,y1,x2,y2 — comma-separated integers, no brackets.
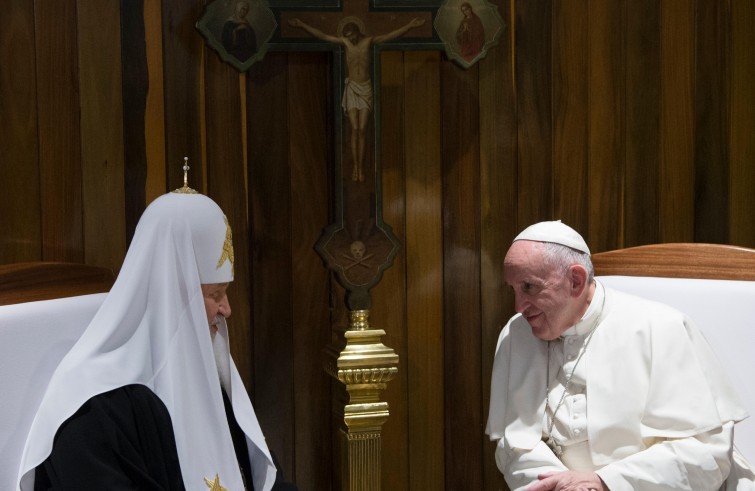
527,471,608,491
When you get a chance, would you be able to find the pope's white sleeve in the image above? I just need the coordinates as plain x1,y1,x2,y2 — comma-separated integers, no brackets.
495,438,568,491
596,421,734,491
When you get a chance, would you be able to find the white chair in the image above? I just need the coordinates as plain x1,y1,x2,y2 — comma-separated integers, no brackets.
0,263,113,491
593,243,755,487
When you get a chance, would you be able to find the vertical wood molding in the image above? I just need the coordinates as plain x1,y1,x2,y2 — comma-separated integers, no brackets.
659,0,695,243
120,0,150,241
161,0,204,191
587,0,624,252
441,60,482,490
35,1,83,262
288,52,332,488
247,51,295,478
624,0,661,246
515,0,553,225
376,50,409,491
78,0,127,271
0,0,40,263
403,50,445,491
552,0,588,231
144,0,167,203
728,0,755,247
479,2,516,489
694,0,729,243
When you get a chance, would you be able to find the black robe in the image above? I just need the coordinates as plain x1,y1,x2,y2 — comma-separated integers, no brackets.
35,384,297,491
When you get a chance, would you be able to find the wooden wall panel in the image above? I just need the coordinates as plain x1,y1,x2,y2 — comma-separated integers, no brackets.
587,0,624,252
729,0,755,248
516,0,553,225
0,0,40,263
35,1,83,263
162,0,204,190
442,62,482,491
624,0,661,246
377,50,410,491
402,50,444,491
287,52,331,490
248,51,295,477
144,0,167,202
553,0,588,231
694,0,729,244
659,0,695,243
78,0,127,272
479,2,516,489
121,0,150,239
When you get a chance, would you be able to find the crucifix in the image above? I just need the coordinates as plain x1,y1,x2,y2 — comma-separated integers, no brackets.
277,2,439,312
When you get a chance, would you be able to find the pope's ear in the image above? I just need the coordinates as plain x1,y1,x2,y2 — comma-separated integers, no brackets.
568,264,588,296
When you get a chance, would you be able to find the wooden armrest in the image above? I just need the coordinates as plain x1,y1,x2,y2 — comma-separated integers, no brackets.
592,243,755,281
0,262,114,306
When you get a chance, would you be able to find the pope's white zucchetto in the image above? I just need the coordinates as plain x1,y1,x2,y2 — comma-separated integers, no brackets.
513,220,591,255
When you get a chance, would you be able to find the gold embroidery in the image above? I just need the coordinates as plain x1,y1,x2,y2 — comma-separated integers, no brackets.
217,215,234,274
204,473,228,491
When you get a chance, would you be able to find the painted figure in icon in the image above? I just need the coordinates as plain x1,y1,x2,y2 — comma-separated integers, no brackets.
457,2,485,62
222,1,257,62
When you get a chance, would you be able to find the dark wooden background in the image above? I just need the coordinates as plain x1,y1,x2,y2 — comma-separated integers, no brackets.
1,1,753,490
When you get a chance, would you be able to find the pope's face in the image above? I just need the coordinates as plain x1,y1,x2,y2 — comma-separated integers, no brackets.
201,283,232,337
504,241,577,340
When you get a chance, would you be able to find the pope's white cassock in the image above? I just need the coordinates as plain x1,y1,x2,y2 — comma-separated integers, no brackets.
486,280,755,491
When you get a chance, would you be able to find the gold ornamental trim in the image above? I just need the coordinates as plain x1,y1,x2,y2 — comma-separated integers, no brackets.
338,367,398,385
204,474,227,491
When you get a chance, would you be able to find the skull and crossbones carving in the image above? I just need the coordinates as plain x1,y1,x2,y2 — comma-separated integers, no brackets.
341,240,374,270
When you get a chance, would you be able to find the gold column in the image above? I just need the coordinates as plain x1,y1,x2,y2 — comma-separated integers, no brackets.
324,309,398,491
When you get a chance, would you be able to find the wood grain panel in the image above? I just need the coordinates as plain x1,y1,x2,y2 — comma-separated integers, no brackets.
515,0,553,226
729,0,755,248
161,0,203,191
659,0,695,243
120,0,150,240
287,52,332,490
552,0,588,232
403,50,444,491
144,0,167,203
478,2,515,489
248,51,295,478
624,0,660,246
442,60,482,491
204,50,251,385
78,0,127,272
376,50,409,491
35,1,83,263
587,0,624,252
694,0,729,244
0,0,40,263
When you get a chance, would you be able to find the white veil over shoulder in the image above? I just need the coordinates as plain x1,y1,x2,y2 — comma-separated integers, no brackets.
17,192,276,491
